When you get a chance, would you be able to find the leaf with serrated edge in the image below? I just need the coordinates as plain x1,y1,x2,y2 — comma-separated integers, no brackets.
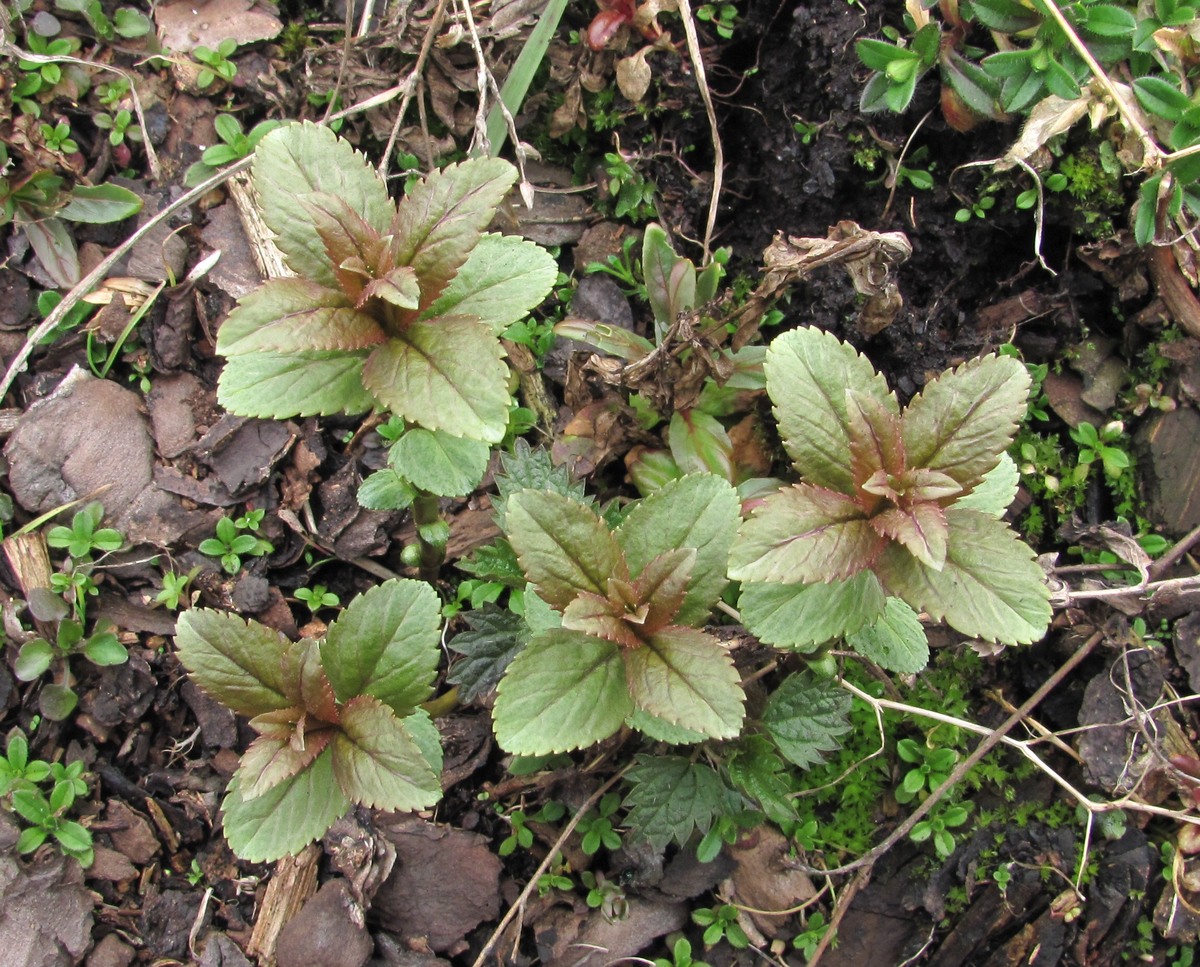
493,629,631,754
299,191,386,301
361,316,510,442
174,610,296,717
507,490,624,610
402,708,444,775
623,754,728,850
956,452,1019,517
846,597,929,673
391,429,490,497
902,354,1030,490
562,593,641,648
448,606,528,702
218,350,375,418
761,671,853,770
625,627,744,738
221,747,350,862
766,327,899,493
626,707,707,744
331,696,442,811
237,728,332,801
870,503,948,570
616,474,739,626
737,571,886,650
847,387,905,496
221,303,383,356
424,233,558,334
728,484,878,584
391,158,517,311
218,279,363,355
633,548,695,632
874,507,1051,644
281,637,338,722
359,266,421,311
322,579,441,714
253,123,395,288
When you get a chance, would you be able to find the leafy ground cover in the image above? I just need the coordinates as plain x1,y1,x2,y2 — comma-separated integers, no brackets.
3,1,1200,965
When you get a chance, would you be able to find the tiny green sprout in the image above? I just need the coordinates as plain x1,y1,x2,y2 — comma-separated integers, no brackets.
94,110,144,148
183,116,284,187
910,800,971,858
198,516,273,575
655,937,711,967
1070,421,1131,481
498,807,534,856
894,738,958,804
95,78,131,109
306,90,345,132
186,858,206,886
0,733,93,864
156,568,199,610
603,152,658,222
193,38,238,89
535,856,574,896
576,792,623,856
0,732,51,796
955,193,996,222
46,502,123,561
792,911,830,960
696,2,738,39
295,584,340,614
992,863,1012,893
39,121,79,155
692,903,749,949
580,870,629,922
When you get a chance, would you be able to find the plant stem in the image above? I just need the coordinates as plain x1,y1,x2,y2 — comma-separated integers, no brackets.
411,492,445,583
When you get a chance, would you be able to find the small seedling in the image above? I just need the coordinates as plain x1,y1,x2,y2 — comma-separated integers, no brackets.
602,151,658,221
692,903,749,949
39,121,78,155
193,38,238,89
198,516,273,574
792,911,831,960
655,937,710,967
156,568,199,610
955,193,996,222
14,606,127,721
894,738,958,804
910,800,971,858
1070,421,1131,481
294,584,340,614
94,110,144,148
696,2,738,39
46,502,123,561
581,870,629,922
576,792,623,855
183,116,284,187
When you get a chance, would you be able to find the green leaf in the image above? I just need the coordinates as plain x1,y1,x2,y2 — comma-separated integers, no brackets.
321,579,441,714
391,158,517,310
401,708,444,777
23,217,79,288
626,706,707,744
357,469,417,510
553,319,655,360
1083,3,1136,36
82,633,127,667
14,639,53,681
174,610,297,717
956,452,1019,517
52,820,92,855
218,280,369,355
622,754,729,850
218,350,375,418
39,683,78,721
728,735,798,825
506,490,624,610
728,484,877,584
856,38,908,72
424,233,557,334
625,627,744,739
643,223,695,335
970,0,1041,31
331,696,442,810
761,671,852,769
845,597,929,673
668,410,734,479
221,747,350,862
493,440,590,523
616,473,740,625
16,826,47,854
253,122,395,287
873,507,1051,644
902,353,1029,489
448,605,529,702
870,503,948,570
237,728,330,800
1133,75,1193,122
391,428,490,497
58,184,143,224
492,629,631,754
765,327,899,493
361,316,510,442
736,571,887,650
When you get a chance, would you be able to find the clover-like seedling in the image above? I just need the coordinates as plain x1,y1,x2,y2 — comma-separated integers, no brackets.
215,122,557,446
198,516,273,575
493,473,743,754
729,327,1051,656
46,501,123,561
173,579,445,862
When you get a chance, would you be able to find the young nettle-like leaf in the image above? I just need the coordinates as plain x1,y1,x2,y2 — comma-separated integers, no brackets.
174,579,444,862
493,474,743,755
216,123,557,443
730,327,1050,651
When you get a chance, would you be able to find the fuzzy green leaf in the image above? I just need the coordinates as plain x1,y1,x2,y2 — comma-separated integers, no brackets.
737,571,887,650
424,233,557,333
761,671,852,769
391,428,490,497
361,316,510,442
492,629,631,754
622,754,730,850
845,597,929,673
253,122,395,287
331,696,442,811
626,707,707,744
218,350,375,418
217,281,382,356
901,354,1030,490
174,610,297,717
493,440,590,523
391,158,517,310
357,469,417,510
728,735,798,825
870,503,948,570
643,224,695,334
321,580,441,714
625,627,744,739
506,490,624,610
873,507,1051,644
448,605,529,702
221,747,350,862
766,327,899,493
616,473,740,625
728,484,878,584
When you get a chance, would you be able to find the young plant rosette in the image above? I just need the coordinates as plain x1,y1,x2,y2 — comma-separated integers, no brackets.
215,122,556,444
174,580,444,862
728,327,1051,654
493,473,744,754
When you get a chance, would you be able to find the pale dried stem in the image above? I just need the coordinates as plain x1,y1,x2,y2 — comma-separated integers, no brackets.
674,0,723,260
379,0,449,180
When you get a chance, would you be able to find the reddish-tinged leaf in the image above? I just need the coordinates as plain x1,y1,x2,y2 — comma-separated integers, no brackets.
870,503,949,570
737,572,887,649
331,696,442,811
727,484,880,584
563,592,642,648
217,279,384,355
282,638,340,723
237,727,332,800
586,7,630,49
299,192,385,302
846,387,905,492
668,410,734,479
625,627,744,738
554,318,654,360
358,266,420,311
631,548,696,633
903,468,963,502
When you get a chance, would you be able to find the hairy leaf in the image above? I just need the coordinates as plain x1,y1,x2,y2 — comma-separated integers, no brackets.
623,754,730,850
493,440,589,524
766,327,898,493
737,571,887,650
761,671,852,769
870,503,948,570
331,696,442,811
728,735,798,825
447,605,529,702
59,183,143,223
728,484,879,584
563,592,642,648
237,727,331,801
902,354,1029,489
626,627,744,739
874,507,1050,644
221,747,350,862
846,387,905,490
174,610,296,717
424,233,558,333
390,158,517,311
845,597,929,673
357,469,417,510
616,473,739,625
492,629,631,754
299,191,389,302
632,548,696,633
321,580,441,714
220,295,383,357
388,429,490,497
361,316,510,442
218,350,375,418
506,490,624,610
254,122,395,287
